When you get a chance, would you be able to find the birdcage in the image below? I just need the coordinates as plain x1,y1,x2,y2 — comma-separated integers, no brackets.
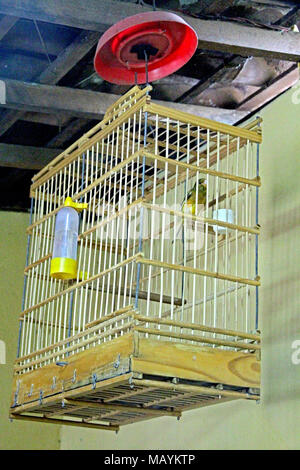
10,86,261,431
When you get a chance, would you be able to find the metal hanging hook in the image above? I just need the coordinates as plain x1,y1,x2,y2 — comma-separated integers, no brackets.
33,19,52,65
144,49,149,86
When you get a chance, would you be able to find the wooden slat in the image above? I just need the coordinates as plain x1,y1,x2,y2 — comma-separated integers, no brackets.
0,15,18,40
0,78,122,119
84,305,134,329
10,413,119,431
46,118,90,149
133,338,260,388
16,308,134,363
0,143,62,169
134,327,260,351
30,98,147,189
134,314,260,341
132,378,259,399
145,103,262,143
238,65,299,112
64,398,181,418
1,1,299,61
142,201,260,235
136,256,260,287
11,334,260,428
0,30,100,137
38,31,100,85
19,253,143,317
15,320,134,373
12,335,135,405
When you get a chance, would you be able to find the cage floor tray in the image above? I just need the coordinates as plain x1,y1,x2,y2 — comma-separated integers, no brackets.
11,334,260,430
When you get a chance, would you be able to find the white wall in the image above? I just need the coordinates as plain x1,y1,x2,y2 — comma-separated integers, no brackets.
0,212,60,450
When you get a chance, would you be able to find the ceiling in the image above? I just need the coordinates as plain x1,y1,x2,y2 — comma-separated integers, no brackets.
0,0,299,211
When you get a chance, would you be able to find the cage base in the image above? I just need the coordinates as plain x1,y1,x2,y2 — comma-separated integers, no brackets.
11,334,260,429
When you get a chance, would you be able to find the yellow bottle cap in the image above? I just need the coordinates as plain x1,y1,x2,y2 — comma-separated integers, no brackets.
50,257,77,280
64,197,88,212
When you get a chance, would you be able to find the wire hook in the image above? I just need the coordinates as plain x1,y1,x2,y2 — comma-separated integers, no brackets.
144,49,149,86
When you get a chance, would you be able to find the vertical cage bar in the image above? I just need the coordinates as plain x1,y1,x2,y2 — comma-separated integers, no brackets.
255,127,260,331
17,197,34,358
134,91,148,309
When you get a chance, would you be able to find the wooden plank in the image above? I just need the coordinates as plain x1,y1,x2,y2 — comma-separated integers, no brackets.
150,98,247,125
64,398,181,417
15,317,134,370
22,111,72,127
134,327,260,351
0,78,248,124
142,151,261,186
0,14,18,40
46,118,91,148
0,109,26,137
86,283,186,307
0,78,120,119
136,256,261,287
12,373,134,415
19,253,142,317
10,413,119,431
38,31,100,85
145,103,262,143
0,143,62,169
132,378,259,400
11,333,135,407
1,1,300,61
103,386,156,404
185,15,300,61
141,201,260,236
133,338,261,388
0,30,100,137
180,57,247,104
0,0,147,32
134,314,261,342
238,65,299,111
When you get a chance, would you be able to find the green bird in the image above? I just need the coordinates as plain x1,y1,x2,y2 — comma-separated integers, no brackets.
173,179,207,242
181,178,207,216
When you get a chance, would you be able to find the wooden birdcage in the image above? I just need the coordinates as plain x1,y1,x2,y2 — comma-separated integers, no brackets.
10,86,262,431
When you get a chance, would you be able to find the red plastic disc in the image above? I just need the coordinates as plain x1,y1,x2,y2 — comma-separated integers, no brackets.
94,11,198,85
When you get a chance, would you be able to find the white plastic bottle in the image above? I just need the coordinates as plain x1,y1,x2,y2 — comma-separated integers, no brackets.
50,197,87,280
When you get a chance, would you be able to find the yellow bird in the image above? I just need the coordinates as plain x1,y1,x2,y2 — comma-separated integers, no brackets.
181,178,207,215
173,179,207,242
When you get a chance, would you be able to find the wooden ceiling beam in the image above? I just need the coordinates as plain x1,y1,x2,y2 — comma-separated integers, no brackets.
46,118,91,148
22,111,72,127
0,0,300,61
0,78,248,124
179,56,246,104
237,64,299,111
0,143,62,169
0,30,99,137
0,14,18,40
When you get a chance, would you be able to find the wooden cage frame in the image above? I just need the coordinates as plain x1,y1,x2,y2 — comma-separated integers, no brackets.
10,86,261,430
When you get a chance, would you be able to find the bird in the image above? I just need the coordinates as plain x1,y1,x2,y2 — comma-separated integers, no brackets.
173,178,207,243
181,178,207,215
